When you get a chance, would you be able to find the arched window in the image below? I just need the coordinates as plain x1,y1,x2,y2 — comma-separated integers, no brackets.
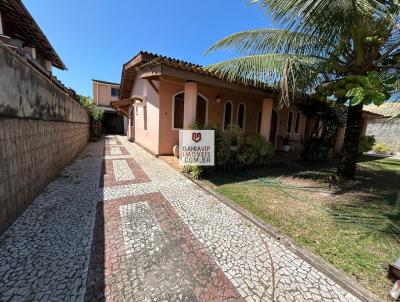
223,101,233,131
196,94,208,125
172,92,184,129
287,111,293,133
256,110,262,133
237,103,246,130
294,112,301,134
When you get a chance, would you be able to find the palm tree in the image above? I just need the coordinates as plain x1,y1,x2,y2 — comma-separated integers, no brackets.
206,0,400,178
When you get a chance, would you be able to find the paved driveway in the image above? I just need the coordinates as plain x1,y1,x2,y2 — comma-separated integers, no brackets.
0,136,366,301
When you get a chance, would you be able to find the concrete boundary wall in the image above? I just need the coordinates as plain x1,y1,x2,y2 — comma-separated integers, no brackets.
0,42,90,233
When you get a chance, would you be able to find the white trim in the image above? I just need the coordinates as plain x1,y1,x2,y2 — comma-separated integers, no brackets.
286,110,294,134
256,109,262,133
236,103,246,131
171,91,185,130
222,100,233,132
294,112,301,134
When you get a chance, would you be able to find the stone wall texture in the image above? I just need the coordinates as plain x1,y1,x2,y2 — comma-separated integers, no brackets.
0,42,90,233
366,119,400,153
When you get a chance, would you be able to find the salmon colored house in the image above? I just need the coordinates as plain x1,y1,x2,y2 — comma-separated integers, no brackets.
111,51,374,157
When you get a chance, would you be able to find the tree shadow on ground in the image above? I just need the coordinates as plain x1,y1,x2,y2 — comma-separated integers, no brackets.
206,155,400,242
207,155,399,195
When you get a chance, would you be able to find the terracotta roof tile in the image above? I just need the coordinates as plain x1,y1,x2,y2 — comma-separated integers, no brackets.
363,102,400,117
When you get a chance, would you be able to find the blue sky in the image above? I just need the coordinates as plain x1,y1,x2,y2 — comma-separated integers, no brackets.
23,0,275,97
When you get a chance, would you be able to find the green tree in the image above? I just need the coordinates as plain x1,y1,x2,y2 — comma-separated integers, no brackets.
206,0,400,178
77,95,104,122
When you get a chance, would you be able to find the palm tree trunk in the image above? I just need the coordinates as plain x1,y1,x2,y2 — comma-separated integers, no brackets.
337,103,364,178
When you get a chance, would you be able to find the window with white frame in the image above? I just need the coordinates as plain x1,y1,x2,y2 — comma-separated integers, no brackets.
237,103,246,130
223,101,233,131
287,111,293,133
294,112,301,134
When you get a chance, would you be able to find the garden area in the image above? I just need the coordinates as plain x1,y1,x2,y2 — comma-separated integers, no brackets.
203,156,400,300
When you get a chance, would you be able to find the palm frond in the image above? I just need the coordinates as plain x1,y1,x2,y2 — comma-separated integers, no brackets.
251,0,391,43
206,29,334,57
206,54,326,106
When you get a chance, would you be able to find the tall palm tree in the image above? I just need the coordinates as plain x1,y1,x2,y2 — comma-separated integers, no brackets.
206,0,400,178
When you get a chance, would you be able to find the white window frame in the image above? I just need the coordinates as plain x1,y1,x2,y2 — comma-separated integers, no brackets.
236,103,246,131
222,100,233,132
171,91,185,130
286,110,294,134
294,112,301,134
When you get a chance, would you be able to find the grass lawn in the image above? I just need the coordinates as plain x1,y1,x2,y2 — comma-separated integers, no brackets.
203,155,400,300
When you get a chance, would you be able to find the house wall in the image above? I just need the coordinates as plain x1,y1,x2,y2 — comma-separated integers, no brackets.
130,76,160,155
158,77,265,155
93,82,119,106
0,42,89,233
274,106,307,152
366,119,400,153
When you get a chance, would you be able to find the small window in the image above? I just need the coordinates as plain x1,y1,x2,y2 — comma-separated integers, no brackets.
287,111,293,133
237,103,246,130
173,93,185,129
111,87,119,97
223,101,233,131
256,110,262,133
294,112,301,134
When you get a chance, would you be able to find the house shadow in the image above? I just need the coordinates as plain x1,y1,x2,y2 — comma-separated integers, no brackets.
84,139,107,301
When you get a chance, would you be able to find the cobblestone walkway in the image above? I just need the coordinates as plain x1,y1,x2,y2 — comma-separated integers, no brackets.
0,136,364,301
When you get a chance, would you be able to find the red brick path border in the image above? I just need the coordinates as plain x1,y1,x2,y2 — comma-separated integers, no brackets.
99,157,150,188
85,192,245,301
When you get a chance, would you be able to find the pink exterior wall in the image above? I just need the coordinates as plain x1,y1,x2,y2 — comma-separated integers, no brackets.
129,76,160,155
129,76,312,156
157,77,265,155
274,106,307,152
92,82,119,106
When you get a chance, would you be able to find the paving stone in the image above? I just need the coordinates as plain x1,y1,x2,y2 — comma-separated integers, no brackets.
0,135,364,302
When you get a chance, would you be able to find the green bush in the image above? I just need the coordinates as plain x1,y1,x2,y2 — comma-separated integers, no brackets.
78,95,104,122
358,135,376,153
372,143,392,154
238,134,273,167
185,124,274,178
183,165,204,180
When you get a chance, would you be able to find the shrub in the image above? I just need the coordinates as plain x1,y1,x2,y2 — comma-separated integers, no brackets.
373,143,392,154
358,135,376,153
183,165,204,180
228,126,244,147
238,134,273,167
184,125,273,179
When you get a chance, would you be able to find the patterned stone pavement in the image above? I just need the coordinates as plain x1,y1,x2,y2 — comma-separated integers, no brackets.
0,135,367,301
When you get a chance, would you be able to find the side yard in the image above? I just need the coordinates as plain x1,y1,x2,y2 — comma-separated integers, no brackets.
203,156,400,300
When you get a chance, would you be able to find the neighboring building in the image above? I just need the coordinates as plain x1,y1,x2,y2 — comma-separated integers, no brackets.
0,0,65,73
0,0,89,233
364,102,400,152
111,51,310,156
92,79,127,134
